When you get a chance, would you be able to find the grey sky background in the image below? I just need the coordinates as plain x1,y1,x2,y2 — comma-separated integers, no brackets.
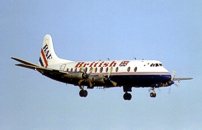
1,0,202,130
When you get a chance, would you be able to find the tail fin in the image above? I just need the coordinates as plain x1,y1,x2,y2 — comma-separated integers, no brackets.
39,34,71,67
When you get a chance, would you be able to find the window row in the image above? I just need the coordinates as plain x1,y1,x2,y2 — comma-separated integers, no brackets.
66,67,138,73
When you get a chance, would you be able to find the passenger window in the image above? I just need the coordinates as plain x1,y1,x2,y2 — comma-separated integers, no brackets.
75,68,77,72
94,67,97,73
134,67,137,72
116,67,119,72
127,67,130,72
106,67,108,73
70,68,73,72
100,67,103,73
66,68,69,72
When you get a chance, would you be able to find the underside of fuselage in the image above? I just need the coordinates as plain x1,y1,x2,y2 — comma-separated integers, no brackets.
43,72,171,88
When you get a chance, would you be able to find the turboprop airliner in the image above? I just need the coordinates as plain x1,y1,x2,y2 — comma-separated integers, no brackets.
11,34,193,100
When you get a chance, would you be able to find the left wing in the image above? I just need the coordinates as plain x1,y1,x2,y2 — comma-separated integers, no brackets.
173,78,193,83
173,78,193,81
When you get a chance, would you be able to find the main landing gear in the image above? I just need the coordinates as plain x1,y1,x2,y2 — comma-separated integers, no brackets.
79,86,88,97
149,88,156,98
79,90,88,97
123,86,132,100
123,92,132,100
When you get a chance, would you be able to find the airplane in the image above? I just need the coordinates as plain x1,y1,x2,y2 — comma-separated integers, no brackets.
11,34,193,100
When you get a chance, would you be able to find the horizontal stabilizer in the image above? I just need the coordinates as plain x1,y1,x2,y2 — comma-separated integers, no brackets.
15,63,68,76
11,57,38,66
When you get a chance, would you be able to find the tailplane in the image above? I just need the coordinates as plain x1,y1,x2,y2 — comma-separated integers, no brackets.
39,34,72,67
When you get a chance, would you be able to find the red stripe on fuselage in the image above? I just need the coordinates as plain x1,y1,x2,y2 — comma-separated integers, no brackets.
41,49,48,68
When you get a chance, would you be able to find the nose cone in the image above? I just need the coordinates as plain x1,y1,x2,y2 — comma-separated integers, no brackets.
162,67,172,81
165,74,172,81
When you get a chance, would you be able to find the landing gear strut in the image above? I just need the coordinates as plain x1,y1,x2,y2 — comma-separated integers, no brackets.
150,88,156,98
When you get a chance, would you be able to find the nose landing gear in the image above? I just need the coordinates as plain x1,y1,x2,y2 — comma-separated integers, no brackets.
149,88,156,98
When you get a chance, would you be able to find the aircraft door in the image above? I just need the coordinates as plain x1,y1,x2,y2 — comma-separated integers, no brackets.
60,64,66,71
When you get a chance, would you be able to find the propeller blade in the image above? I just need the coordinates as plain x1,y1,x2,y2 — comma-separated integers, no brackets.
89,67,93,75
80,66,86,74
110,80,117,86
168,86,171,94
99,73,104,77
174,83,181,88
108,67,113,78
171,70,176,81
78,79,85,86
88,81,93,88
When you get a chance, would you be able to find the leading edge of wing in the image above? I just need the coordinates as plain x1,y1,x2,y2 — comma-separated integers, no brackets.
173,78,193,81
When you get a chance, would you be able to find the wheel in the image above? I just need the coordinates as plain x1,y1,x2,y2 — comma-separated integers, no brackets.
79,90,84,97
127,93,132,100
79,90,88,97
123,93,132,100
150,92,156,98
83,90,88,97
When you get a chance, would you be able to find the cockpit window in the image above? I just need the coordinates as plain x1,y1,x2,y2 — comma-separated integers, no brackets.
150,63,163,67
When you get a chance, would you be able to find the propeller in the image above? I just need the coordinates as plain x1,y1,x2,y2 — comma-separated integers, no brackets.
99,67,117,87
78,67,94,87
168,70,180,94
80,66,93,78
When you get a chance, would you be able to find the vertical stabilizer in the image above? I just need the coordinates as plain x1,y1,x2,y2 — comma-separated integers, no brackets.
39,34,71,67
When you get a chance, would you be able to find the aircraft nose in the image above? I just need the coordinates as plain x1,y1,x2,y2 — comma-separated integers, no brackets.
164,74,171,82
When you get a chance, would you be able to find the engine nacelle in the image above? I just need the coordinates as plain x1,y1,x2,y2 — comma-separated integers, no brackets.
64,72,84,80
90,76,105,84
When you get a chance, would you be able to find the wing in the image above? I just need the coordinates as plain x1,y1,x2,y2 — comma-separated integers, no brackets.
173,78,193,81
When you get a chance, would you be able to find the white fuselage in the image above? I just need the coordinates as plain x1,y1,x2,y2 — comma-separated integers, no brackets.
46,59,171,87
